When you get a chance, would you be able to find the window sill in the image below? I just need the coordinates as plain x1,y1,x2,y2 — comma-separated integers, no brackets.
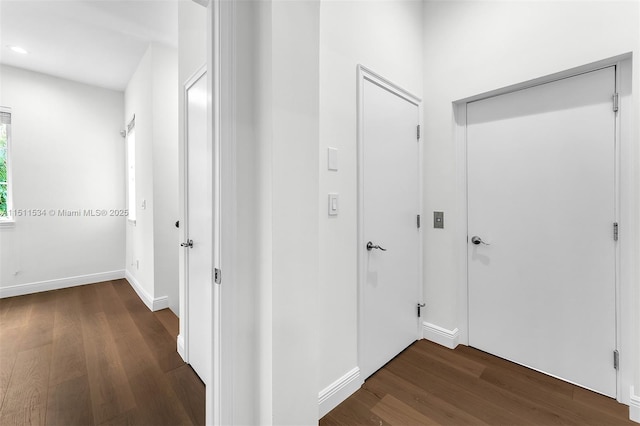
0,219,16,229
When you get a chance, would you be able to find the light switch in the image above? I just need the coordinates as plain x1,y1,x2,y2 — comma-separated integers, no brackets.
328,147,338,171
328,193,339,216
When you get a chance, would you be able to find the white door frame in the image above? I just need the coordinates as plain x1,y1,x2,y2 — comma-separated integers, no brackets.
454,54,634,405
182,64,207,368
206,0,235,424
356,65,424,377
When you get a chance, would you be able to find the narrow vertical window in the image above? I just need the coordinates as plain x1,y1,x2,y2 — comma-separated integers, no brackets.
0,107,12,222
126,116,136,222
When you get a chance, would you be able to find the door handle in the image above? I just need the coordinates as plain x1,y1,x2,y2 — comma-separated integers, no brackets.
366,241,387,251
471,236,490,246
181,239,194,248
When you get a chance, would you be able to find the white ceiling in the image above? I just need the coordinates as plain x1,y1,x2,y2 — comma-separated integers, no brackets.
0,0,180,91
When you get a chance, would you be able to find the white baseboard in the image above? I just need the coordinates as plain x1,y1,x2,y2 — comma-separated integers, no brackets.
318,367,361,419
153,296,169,311
124,270,167,312
0,270,125,299
630,386,640,423
422,321,460,349
177,334,186,361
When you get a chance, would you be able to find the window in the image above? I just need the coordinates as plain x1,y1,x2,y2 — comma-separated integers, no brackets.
0,107,12,222
126,116,136,222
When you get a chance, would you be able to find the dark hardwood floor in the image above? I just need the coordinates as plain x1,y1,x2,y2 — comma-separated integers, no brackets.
0,279,205,425
4,281,632,425
322,339,634,426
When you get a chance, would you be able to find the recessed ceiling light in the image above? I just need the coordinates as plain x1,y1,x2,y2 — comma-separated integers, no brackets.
9,46,28,55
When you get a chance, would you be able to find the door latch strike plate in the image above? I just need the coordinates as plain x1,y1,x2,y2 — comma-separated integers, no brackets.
214,268,222,285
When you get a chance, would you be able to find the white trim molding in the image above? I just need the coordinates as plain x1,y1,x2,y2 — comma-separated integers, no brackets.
318,367,362,419
630,386,640,423
124,270,168,312
0,219,15,228
0,270,125,298
125,270,151,309
152,296,169,311
422,322,460,349
177,334,186,361
208,0,236,423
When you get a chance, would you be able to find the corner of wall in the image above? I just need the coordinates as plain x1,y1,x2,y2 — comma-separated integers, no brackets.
318,367,362,419
125,270,166,312
422,321,459,350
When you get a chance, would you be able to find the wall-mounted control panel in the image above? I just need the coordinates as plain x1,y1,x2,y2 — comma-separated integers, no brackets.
434,211,444,228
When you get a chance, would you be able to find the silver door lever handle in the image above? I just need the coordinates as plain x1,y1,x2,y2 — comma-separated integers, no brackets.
181,239,193,248
471,236,490,246
367,241,387,251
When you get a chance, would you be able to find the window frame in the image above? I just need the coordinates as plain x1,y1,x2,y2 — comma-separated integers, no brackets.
126,116,136,224
0,106,14,227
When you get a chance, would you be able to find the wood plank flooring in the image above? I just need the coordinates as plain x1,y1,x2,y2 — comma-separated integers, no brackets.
0,279,205,425
321,339,634,426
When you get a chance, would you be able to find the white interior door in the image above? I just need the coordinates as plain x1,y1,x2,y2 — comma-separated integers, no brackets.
185,69,211,384
467,67,617,397
361,72,421,380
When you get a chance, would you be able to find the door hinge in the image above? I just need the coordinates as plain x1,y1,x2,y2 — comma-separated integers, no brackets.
614,350,619,370
417,124,421,140
417,303,426,318
417,214,421,229
613,93,619,112
613,222,619,241
214,268,222,284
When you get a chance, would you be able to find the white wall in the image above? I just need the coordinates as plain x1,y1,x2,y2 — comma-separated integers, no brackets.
317,0,424,406
124,43,178,312
421,0,640,406
233,1,263,424
230,1,321,424
125,47,156,301
0,65,124,295
271,2,321,423
221,0,640,422
152,44,180,314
